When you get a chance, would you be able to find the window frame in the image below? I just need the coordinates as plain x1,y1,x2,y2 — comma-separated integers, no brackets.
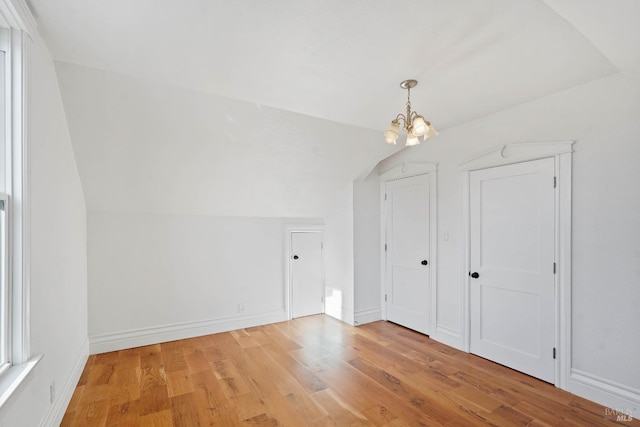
0,35,8,375
0,21,40,409
0,194,7,376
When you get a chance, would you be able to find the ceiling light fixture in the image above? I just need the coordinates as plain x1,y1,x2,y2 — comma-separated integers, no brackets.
384,79,438,146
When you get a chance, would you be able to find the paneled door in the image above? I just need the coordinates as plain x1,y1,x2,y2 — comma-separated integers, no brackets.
385,174,431,335
469,157,555,382
290,231,323,318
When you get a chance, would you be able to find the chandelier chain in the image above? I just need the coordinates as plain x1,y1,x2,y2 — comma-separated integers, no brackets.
405,87,413,131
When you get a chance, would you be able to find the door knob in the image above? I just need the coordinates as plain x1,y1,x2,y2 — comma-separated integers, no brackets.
293,255,299,260
421,260,428,266
470,272,479,279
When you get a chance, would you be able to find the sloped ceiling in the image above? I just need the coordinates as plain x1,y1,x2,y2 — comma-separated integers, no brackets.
26,0,640,216
55,62,389,217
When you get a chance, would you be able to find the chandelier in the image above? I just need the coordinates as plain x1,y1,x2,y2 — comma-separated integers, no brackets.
384,79,438,146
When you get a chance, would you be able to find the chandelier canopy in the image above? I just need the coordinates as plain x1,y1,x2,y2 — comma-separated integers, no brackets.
384,79,438,146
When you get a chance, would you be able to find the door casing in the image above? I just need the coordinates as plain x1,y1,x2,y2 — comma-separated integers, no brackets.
459,141,573,388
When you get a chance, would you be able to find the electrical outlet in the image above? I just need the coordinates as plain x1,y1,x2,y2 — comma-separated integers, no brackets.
50,381,56,404
237,303,245,313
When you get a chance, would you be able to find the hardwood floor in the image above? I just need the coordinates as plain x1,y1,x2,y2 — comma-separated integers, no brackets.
62,315,637,426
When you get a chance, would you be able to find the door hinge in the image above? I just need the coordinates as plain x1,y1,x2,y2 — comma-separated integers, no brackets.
553,262,556,274
384,243,387,251
554,176,557,188
385,294,387,302
321,242,324,250
385,193,387,201
553,347,556,359
321,296,324,303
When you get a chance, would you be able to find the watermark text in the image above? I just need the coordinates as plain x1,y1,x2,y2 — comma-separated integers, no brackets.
605,407,634,422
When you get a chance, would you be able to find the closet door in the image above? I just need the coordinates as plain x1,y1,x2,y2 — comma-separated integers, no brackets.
469,158,555,382
291,231,323,318
385,174,431,335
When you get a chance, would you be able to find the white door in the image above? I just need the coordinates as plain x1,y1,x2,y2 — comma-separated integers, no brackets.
385,174,431,335
291,231,323,318
469,158,555,382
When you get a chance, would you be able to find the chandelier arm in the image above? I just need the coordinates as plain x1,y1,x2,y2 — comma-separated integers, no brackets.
394,113,407,124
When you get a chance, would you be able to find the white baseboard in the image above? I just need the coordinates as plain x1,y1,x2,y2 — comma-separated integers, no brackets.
569,369,640,419
89,310,288,354
40,338,89,427
432,325,463,350
354,307,382,326
325,307,355,326
341,307,355,325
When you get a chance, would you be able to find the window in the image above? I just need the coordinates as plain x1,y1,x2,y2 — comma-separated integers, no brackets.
0,24,39,408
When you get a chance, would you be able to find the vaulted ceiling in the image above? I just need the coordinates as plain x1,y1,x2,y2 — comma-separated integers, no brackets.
26,0,640,216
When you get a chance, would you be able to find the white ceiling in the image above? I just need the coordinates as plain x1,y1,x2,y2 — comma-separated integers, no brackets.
24,0,640,216
28,0,638,131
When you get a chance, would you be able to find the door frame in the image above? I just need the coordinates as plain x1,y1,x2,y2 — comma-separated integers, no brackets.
379,162,438,335
285,226,324,320
459,141,573,388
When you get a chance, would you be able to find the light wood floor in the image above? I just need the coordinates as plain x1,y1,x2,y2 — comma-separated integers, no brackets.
62,315,637,426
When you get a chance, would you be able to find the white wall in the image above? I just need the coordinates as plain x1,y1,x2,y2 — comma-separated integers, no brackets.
88,212,323,352
353,173,382,324
0,39,88,426
54,62,399,351
375,72,640,411
323,182,354,324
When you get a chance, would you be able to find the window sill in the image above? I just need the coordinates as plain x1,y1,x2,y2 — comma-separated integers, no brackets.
0,355,42,409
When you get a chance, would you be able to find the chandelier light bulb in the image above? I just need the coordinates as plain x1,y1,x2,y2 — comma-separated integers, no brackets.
412,116,429,137
384,120,400,144
424,124,439,139
405,132,420,146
